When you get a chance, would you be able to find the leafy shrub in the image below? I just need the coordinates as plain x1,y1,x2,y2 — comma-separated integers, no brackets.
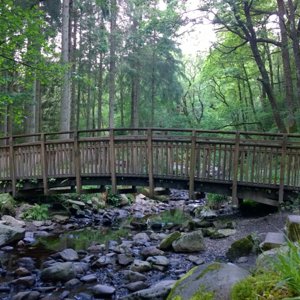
274,241,300,296
231,271,295,300
206,193,226,209
23,204,50,220
0,193,16,216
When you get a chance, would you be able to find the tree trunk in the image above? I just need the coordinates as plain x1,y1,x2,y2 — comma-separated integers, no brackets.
108,0,117,128
70,0,77,131
287,0,300,104
98,52,104,129
242,3,287,132
60,0,72,137
277,0,297,132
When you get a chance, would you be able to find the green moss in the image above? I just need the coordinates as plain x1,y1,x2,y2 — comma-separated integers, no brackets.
167,267,197,300
190,286,214,300
168,281,214,300
226,235,254,261
231,271,295,300
195,263,221,280
0,193,16,216
159,231,181,250
167,265,219,300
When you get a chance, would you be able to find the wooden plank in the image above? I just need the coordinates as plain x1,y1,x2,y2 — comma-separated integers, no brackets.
41,133,49,195
74,131,82,194
147,129,154,197
109,129,117,194
189,131,196,199
279,134,287,204
232,132,240,206
9,136,16,197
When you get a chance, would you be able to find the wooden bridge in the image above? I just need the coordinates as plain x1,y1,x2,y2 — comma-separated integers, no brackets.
0,128,300,206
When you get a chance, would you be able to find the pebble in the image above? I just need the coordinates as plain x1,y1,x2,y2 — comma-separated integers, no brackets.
91,284,116,296
80,274,97,283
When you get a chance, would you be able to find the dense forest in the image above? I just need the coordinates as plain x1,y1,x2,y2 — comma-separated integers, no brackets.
1,0,300,135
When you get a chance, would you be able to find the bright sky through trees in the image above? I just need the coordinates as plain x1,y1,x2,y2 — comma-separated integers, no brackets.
178,0,216,55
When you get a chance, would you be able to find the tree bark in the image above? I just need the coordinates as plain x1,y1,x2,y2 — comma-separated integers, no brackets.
108,0,117,128
277,0,297,132
60,0,72,137
287,0,300,104
241,2,287,132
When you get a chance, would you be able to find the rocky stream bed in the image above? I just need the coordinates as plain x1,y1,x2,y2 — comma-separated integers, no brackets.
0,190,288,300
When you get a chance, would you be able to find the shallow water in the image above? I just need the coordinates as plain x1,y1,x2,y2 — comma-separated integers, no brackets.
37,226,129,252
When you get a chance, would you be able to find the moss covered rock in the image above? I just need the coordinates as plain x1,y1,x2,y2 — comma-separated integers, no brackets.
256,246,289,271
286,215,300,241
159,231,181,250
172,230,205,253
167,263,249,300
226,235,255,261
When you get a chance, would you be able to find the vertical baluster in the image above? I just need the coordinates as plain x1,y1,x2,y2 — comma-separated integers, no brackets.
109,129,117,194
9,136,16,197
232,132,240,206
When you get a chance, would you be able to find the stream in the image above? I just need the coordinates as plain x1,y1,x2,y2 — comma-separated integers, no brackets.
0,191,241,300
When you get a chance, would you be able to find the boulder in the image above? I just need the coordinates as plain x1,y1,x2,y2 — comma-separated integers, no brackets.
226,235,255,261
172,230,205,253
122,280,175,300
140,246,164,258
133,232,150,244
167,263,249,300
210,229,236,239
80,274,97,283
118,254,134,266
286,215,300,241
146,256,169,267
59,248,79,261
124,270,147,282
260,232,286,251
2,215,25,228
126,281,149,292
52,215,69,224
91,284,116,297
12,291,40,300
198,208,217,220
130,260,152,273
40,262,76,282
256,246,289,270
159,231,181,250
0,224,25,247
119,194,130,206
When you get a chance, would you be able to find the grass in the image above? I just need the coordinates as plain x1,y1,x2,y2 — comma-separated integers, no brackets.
274,241,300,296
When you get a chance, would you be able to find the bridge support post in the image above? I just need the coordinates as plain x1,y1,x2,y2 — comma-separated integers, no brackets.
74,131,82,194
40,133,49,195
9,136,16,197
147,129,154,198
189,130,196,200
279,134,287,204
110,129,117,194
232,132,240,206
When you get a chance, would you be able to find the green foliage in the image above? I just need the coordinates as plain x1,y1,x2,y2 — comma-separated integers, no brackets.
107,190,121,207
231,271,295,300
23,204,50,221
206,193,227,209
149,209,191,226
274,241,300,296
0,193,16,216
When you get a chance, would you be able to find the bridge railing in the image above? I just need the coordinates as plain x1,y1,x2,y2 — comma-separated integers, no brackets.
1,128,300,204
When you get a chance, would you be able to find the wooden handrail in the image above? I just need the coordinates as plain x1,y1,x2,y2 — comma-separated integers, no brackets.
1,128,300,203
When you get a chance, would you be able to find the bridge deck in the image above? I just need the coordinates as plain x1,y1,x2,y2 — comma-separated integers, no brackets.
0,128,300,206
